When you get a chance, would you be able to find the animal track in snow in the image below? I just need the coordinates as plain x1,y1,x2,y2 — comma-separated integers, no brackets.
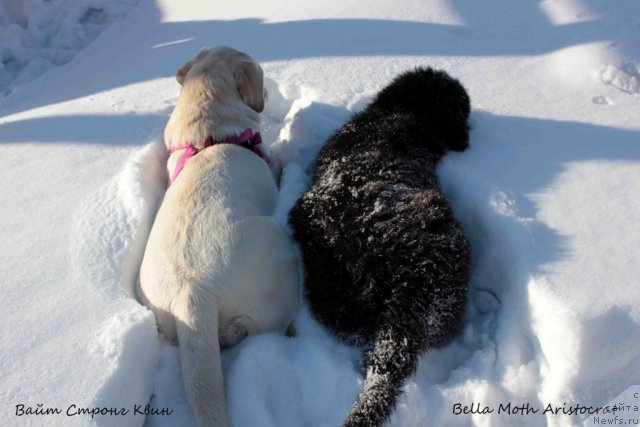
0,0,141,96
600,64,640,94
591,95,612,105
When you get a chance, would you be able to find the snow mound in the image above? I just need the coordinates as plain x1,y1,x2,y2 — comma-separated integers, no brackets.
600,64,640,94
72,140,166,300
90,300,160,427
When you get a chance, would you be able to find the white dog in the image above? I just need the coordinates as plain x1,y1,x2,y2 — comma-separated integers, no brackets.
137,46,300,427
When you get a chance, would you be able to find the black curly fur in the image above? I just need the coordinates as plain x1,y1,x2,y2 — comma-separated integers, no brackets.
288,68,472,427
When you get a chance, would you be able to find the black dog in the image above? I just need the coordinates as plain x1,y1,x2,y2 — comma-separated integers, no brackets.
289,68,472,426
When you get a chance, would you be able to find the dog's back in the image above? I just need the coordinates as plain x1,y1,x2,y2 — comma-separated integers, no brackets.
289,68,471,426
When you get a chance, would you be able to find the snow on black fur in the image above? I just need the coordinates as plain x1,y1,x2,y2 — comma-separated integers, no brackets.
289,68,472,427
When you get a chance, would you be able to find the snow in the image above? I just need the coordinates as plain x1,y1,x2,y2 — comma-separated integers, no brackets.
0,0,141,97
1,0,639,426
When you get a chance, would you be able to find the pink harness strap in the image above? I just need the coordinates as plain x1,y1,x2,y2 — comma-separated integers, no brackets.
169,129,269,183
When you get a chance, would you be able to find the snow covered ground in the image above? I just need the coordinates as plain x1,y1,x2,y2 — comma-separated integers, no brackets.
1,0,639,426
0,0,141,97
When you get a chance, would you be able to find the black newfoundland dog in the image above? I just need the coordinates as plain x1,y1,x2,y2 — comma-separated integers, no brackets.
289,68,472,426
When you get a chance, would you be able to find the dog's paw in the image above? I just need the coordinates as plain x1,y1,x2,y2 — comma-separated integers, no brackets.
220,316,256,348
285,322,297,338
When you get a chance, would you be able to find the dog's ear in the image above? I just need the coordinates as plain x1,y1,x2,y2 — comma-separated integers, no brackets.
234,60,265,112
175,48,210,85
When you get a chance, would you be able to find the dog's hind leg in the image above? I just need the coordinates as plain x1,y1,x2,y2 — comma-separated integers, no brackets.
174,287,228,427
342,316,426,427
342,279,467,427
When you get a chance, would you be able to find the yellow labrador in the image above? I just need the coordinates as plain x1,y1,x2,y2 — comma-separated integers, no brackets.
137,46,299,427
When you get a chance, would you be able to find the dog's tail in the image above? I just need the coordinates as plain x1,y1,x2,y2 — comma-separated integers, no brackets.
342,285,466,427
175,287,228,427
370,67,471,153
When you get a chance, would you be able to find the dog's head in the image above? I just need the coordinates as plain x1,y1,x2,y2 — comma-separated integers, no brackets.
370,67,471,153
175,46,266,113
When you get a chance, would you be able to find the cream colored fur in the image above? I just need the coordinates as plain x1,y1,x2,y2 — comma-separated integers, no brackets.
137,46,299,427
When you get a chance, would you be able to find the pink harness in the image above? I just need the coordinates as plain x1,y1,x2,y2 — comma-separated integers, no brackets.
169,128,269,182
